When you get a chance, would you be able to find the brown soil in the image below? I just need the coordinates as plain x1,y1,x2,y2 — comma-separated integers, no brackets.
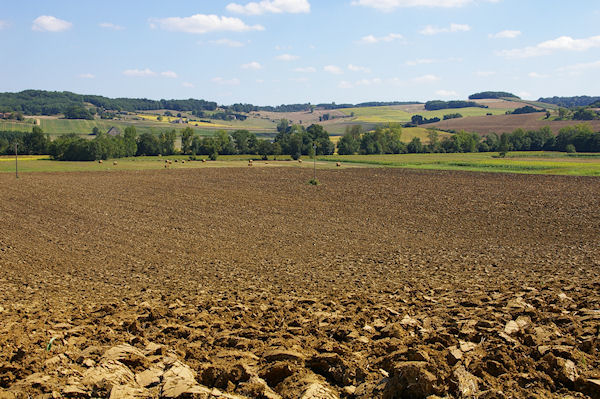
1,168,599,398
429,113,600,135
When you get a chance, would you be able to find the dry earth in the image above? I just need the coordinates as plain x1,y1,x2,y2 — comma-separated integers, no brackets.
0,168,599,399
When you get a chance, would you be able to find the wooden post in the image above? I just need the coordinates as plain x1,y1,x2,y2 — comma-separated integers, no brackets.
313,143,316,182
15,142,18,179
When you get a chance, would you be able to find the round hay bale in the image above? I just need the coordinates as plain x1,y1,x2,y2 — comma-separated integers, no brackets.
298,159,303,163
98,160,103,164
336,162,341,167
113,161,118,166
202,159,206,163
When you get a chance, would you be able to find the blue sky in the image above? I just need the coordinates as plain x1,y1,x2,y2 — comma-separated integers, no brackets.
1,0,599,105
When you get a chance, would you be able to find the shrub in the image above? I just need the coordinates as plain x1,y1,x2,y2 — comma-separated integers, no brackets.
565,144,576,153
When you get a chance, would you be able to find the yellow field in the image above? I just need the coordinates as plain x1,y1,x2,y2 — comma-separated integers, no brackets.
133,114,229,128
0,155,48,162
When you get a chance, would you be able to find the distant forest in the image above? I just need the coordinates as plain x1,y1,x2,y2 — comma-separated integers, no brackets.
537,96,600,108
0,90,422,116
0,90,218,115
468,91,520,100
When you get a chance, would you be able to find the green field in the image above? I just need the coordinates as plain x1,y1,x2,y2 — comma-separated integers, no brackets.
2,152,599,176
0,116,276,136
339,106,510,123
318,152,600,176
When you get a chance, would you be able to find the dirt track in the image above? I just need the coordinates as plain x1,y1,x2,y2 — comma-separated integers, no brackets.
1,168,599,398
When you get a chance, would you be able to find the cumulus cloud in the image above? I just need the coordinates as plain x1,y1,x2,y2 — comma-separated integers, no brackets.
150,14,264,34
293,66,316,72
209,38,245,47
528,72,549,79
212,77,241,85
123,68,157,77
226,0,310,15
161,71,178,78
558,60,600,73
182,82,195,88
412,74,440,83
348,64,371,73
324,65,343,74
435,89,458,97
489,30,521,39
32,15,72,32
99,22,124,30
290,77,309,83
351,0,497,11
497,35,600,58
358,33,404,44
405,57,461,66
0,20,9,29
78,73,95,79
338,78,382,89
276,53,299,61
241,61,263,69
419,23,470,35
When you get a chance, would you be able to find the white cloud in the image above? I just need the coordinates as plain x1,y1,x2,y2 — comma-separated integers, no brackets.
276,53,299,61
435,89,458,97
348,64,371,73
489,30,521,39
476,70,496,77
558,60,600,73
498,35,600,58
212,77,241,85
241,61,263,70
517,91,531,99
412,74,440,83
324,65,343,74
405,58,435,66
337,78,382,89
293,66,316,73
78,73,95,79
290,77,309,83
528,72,549,79
99,22,124,31
256,79,265,83
32,15,72,32
0,20,9,29
358,33,404,44
405,57,462,66
161,71,178,78
123,68,157,77
209,38,245,47
351,0,496,11
226,0,310,15
150,14,264,34
420,23,470,35
182,82,195,88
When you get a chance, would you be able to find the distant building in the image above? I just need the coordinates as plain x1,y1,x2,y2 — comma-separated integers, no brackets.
106,127,121,136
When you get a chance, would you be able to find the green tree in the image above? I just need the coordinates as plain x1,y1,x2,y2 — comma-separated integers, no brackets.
407,137,423,153
337,125,362,155
181,127,194,155
123,126,138,157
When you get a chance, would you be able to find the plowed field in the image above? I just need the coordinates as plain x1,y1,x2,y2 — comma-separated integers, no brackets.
1,168,599,398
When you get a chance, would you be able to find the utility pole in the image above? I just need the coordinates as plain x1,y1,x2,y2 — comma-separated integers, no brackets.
15,142,18,179
313,143,316,182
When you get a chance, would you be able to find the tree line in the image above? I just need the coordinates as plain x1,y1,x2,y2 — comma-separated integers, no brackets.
335,124,600,155
0,90,217,116
425,100,486,111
